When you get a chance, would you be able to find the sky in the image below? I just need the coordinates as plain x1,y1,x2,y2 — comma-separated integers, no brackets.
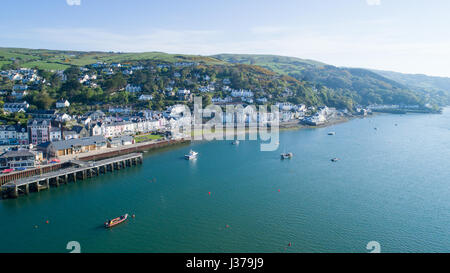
1,0,450,77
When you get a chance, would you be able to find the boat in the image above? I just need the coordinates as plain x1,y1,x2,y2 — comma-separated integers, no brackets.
1,169,14,174
105,214,129,228
328,132,336,135
50,158,61,164
331,158,340,162
232,140,240,145
281,152,293,159
185,150,198,160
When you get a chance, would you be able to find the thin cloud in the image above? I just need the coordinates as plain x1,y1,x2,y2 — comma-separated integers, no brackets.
366,0,381,5
250,26,291,34
31,27,222,53
5,25,450,77
66,0,81,6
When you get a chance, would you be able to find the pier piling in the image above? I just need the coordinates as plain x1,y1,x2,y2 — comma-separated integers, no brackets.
1,153,143,199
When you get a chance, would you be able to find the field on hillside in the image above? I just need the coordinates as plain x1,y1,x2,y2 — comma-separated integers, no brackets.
0,48,225,70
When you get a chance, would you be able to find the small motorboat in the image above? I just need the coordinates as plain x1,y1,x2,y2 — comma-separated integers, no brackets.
331,158,340,162
185,150,198,160
232,140,240,145
328,132,336,135
1,169,14,174
281,152,293,159
105,214,129,228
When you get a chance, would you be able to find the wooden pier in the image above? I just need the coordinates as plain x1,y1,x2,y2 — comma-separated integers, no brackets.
1,153,143,199
0,138,189,187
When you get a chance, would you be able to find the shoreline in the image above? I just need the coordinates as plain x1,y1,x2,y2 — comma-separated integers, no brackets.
190,115,362,140
0,113,378,187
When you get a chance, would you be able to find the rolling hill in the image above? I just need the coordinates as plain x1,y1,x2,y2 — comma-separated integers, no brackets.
0,47,225,71
213,54,450,107
1,48,448,109
370,69,450,105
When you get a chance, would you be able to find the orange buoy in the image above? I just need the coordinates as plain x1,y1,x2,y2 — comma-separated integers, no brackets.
45,220,49,224
278,189,281,192
226,224,230,228
288,242,292,247
208,192,211,195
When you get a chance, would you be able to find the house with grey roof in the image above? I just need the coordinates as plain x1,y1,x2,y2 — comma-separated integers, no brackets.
0,125,28,145
3,101,29,113
0,149,38,169
82,110,106,121
107,135,134,148
71,125,90,138
37,135,107,158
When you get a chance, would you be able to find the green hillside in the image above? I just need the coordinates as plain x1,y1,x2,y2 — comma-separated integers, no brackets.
212,54,435,106
0,47,225,71
212,54,324,74
371,69,450,105
1,48,448,110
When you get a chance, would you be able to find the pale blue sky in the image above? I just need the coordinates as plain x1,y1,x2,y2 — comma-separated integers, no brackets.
1,0,450,77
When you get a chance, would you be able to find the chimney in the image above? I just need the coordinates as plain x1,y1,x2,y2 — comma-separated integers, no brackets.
60,122,64,140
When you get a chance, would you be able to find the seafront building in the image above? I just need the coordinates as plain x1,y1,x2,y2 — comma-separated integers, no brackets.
0,149,40,169
37,135,108,158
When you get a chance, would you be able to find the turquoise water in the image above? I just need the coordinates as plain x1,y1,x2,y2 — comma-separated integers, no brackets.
1,109,450,253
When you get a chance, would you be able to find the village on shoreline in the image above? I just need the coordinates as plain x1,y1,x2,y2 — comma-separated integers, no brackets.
0,62,439,174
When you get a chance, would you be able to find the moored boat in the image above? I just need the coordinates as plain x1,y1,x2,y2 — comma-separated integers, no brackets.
2,169,14,174
331,158,340,162
281,152,293,159
328,132,336,135
105,213,129,228
185,150,198,160
232,140,240,145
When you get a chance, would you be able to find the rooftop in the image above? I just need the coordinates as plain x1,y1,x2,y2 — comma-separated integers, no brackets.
38,135,107,151
0,149,35,158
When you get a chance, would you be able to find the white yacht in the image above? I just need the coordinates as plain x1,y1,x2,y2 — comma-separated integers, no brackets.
185,150,198,160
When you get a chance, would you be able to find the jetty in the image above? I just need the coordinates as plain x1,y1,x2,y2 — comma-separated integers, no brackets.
1,153,143,199
0,138,189,186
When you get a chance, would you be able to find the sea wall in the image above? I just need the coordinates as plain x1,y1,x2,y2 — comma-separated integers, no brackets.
78,138,190,161
0,138,190,190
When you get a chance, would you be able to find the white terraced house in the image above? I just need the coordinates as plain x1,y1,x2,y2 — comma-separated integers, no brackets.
138,94,153,101
231,89,254,98
0,125,28,145
56,99,70,108
3,101,29,113
125,84,142,93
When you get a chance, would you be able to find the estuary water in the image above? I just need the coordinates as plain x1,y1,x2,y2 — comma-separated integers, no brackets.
1,109,450,253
